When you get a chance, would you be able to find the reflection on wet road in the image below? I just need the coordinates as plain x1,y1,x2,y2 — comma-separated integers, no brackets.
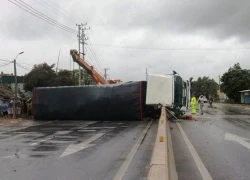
171,103,250,180
0,120,157,180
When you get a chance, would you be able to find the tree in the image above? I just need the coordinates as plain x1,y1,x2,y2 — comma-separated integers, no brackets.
24,63,96,91
191,76,218,98
24,63,56,91
54,70,75,86
72,69,94,85
221,63,250,102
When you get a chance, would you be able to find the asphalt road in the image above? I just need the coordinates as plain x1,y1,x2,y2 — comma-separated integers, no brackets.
171,103,250,180
0,119,157,180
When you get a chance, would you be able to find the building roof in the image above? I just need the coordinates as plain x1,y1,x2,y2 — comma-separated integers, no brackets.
239,89,250,93
0,75,24,84
0,85,15,99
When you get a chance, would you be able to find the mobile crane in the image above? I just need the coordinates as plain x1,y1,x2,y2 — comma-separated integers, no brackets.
70,49,122,85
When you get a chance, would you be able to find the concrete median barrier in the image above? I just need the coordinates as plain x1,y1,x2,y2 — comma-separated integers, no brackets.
148,107,178,180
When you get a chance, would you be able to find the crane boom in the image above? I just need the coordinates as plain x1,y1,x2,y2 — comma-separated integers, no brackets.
70,49,109,85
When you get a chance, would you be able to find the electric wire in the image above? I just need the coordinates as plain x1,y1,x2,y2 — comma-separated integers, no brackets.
87,39,103,69
16,63,31,71
8,0,76,34
17,0,76,32
86,44,102,70
32,0,76,25
0,59,12,62
0,62,13,67
42,0,80,23
89,43,250,51
33,0,77,24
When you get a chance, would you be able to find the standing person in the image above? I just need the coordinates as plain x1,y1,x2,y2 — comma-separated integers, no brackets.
209,97,213,107
191,94,197,114
1,101,8,117
16,100,22,118
198,95,205,115
8,100,14,119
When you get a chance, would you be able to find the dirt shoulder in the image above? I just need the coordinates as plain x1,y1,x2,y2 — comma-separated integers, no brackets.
0,118,26,126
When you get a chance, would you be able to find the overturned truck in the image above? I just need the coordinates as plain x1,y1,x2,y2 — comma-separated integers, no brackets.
33,81,150,120
33,74,190,121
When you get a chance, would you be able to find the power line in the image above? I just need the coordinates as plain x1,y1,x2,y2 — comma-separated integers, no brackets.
18,0,76,32
87,39,103,69
0,62,13,67
89,43,250,51
84,48,104,76
86,45,103,72
8,0,76,34
0,59,11,62
33,0,77,24
32,0,76,25
88,31,104,67
16,63,31,71
17,62,34,66
43,0,80,23
85,46,101,72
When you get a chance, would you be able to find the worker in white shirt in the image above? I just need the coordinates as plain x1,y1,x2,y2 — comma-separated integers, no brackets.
198,95,205,115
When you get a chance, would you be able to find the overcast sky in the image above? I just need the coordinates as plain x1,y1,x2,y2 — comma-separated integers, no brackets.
1,0,250,82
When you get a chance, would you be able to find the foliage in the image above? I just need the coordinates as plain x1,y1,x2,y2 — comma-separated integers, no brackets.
24,63,56,91
191,76,218,98
72,69,94,85
54,70,75,86
24,63,95,91
221,63,250,102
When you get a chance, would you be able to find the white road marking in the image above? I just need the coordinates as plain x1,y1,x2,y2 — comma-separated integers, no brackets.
113,121,152,180
176,123,212,180
0,134,26,141
56,135,77,139
78,130,97,132
82,127,116,129
225,132,250,150
54,131,72,135
60,133,105,158
46,140,75,144
30,137,52,146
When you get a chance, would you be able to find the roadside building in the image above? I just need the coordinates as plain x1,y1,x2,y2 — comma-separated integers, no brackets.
218,92,228,102
0,72,25,93
239,89,250,104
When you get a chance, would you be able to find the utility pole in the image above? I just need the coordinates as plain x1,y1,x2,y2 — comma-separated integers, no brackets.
56,48,61,74
104,68,110,80
76,23,90,86
13,51,24,119
81,24,90,85
76,23,83,85
219,75,221,93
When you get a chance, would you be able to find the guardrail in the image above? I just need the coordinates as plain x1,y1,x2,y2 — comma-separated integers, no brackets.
148,107,178,180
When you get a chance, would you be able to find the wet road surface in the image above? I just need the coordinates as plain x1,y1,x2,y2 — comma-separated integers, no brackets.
171,103,250,180
0,120,157,180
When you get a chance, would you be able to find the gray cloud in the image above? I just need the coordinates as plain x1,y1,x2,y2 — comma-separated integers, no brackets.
107,0,250,42
1,0,250,83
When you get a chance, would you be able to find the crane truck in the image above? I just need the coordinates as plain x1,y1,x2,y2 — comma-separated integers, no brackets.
70,49,122,84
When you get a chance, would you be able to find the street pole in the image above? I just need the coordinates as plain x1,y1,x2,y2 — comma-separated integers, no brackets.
104,68,110,80
82,28,85,85
81,25,90,85
13,51,24,119
77,24,82,85
219,75,221,93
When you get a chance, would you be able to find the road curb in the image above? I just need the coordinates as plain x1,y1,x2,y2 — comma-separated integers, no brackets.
147,107,178,180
